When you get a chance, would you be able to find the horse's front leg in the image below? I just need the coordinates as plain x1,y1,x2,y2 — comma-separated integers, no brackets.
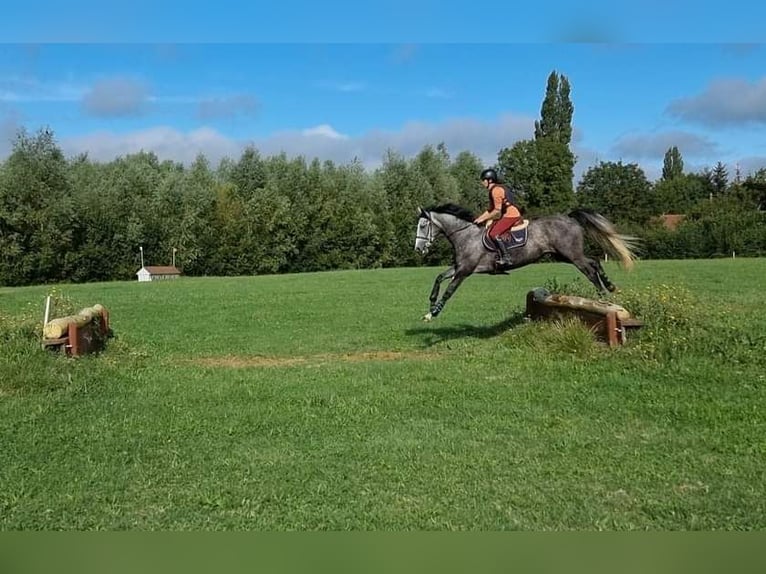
423,267,454,321
423,269,469,321
429,267,455,306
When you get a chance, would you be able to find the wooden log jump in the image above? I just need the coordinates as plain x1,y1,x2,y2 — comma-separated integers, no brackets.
525,288,643,347
42,304,111,357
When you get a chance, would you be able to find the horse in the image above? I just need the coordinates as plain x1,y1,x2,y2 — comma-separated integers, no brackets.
414,203,641,321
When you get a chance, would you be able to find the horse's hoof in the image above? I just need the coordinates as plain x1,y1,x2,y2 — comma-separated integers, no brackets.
422,312,433,322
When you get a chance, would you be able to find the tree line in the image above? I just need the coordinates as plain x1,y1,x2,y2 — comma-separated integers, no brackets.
1,71,765,287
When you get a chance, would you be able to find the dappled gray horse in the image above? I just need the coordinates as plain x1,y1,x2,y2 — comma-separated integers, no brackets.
414,203,640,321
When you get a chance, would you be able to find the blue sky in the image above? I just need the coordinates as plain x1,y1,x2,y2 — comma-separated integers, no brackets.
2,6,766,183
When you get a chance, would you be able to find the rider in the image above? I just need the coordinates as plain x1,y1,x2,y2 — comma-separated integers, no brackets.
473,168,523,269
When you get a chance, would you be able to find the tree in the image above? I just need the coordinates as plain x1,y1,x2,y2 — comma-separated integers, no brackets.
498,70,576,215
662,146,684,181
171,153,217,275
534,136,576,213
103,151,169,279
738,167,766,210
373,148,439,267
712,161,729,194
307,161,384,270
0,127,74,285
653,173,710,215
449,150,486,215
230,146,267,200
576,160,653,223
498,140,540,214
413,143,459,205
534,71,574,145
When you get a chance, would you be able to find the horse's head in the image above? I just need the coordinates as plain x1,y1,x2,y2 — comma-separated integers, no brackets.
414,207,438,255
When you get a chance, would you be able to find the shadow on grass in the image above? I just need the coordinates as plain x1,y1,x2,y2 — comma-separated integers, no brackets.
404,311,528,347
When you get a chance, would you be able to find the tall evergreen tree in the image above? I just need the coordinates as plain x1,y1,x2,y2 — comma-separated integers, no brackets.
662,146,684,180
534,71,574,146
532,70,576,213
534,72,558,141
712,161,729,194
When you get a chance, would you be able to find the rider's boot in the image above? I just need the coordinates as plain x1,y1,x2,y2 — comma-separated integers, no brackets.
494,237,513,270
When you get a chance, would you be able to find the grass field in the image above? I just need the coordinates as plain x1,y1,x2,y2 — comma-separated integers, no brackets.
1,259,765,530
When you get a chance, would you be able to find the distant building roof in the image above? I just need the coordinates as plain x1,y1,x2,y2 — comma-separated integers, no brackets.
138,266,181,275
656,214,686,230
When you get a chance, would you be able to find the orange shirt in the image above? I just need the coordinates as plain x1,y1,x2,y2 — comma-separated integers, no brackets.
490,185,521,219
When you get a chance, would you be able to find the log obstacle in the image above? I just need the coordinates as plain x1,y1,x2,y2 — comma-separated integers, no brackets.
41,304,111,356
525,288,643,347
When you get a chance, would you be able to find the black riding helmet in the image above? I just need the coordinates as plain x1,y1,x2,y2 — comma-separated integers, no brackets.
480,168,498,183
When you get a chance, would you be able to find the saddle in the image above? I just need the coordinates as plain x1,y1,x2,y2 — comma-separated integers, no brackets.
482,219,529,252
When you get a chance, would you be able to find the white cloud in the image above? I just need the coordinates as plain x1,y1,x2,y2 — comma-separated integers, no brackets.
82,77,151,117
54,113,537,170
666,77,766,127
611,130,718,159
6,107,753,187
61,126,241,166
301,124,348,139
352,114,536,167
47,114,683,185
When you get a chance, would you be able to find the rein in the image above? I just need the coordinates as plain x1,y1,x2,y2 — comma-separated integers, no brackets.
444,222,476,237
423,216,475,240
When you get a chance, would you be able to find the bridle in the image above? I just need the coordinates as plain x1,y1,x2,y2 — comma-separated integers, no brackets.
416,217,436,244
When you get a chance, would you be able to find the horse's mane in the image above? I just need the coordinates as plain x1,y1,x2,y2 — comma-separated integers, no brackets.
424,203,475,222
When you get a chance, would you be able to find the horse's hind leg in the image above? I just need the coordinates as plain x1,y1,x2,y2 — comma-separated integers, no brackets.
557,232,617,294
570,256,612,294
592,258,617,292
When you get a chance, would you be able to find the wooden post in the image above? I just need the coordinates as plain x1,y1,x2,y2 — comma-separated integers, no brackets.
525,291,535,317
68,321,79,356
42,295,52,344
99,308,109,336
605,311,618,347
44,296,52,326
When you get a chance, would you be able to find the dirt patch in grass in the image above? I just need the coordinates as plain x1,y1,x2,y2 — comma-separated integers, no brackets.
192,350,440,369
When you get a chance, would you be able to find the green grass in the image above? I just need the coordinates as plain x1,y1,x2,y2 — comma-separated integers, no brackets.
1,259,765,530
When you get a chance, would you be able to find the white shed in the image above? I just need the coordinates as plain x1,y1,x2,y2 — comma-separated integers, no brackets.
137,265,181,282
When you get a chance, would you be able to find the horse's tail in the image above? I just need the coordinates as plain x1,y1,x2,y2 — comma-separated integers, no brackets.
568,209,641,271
